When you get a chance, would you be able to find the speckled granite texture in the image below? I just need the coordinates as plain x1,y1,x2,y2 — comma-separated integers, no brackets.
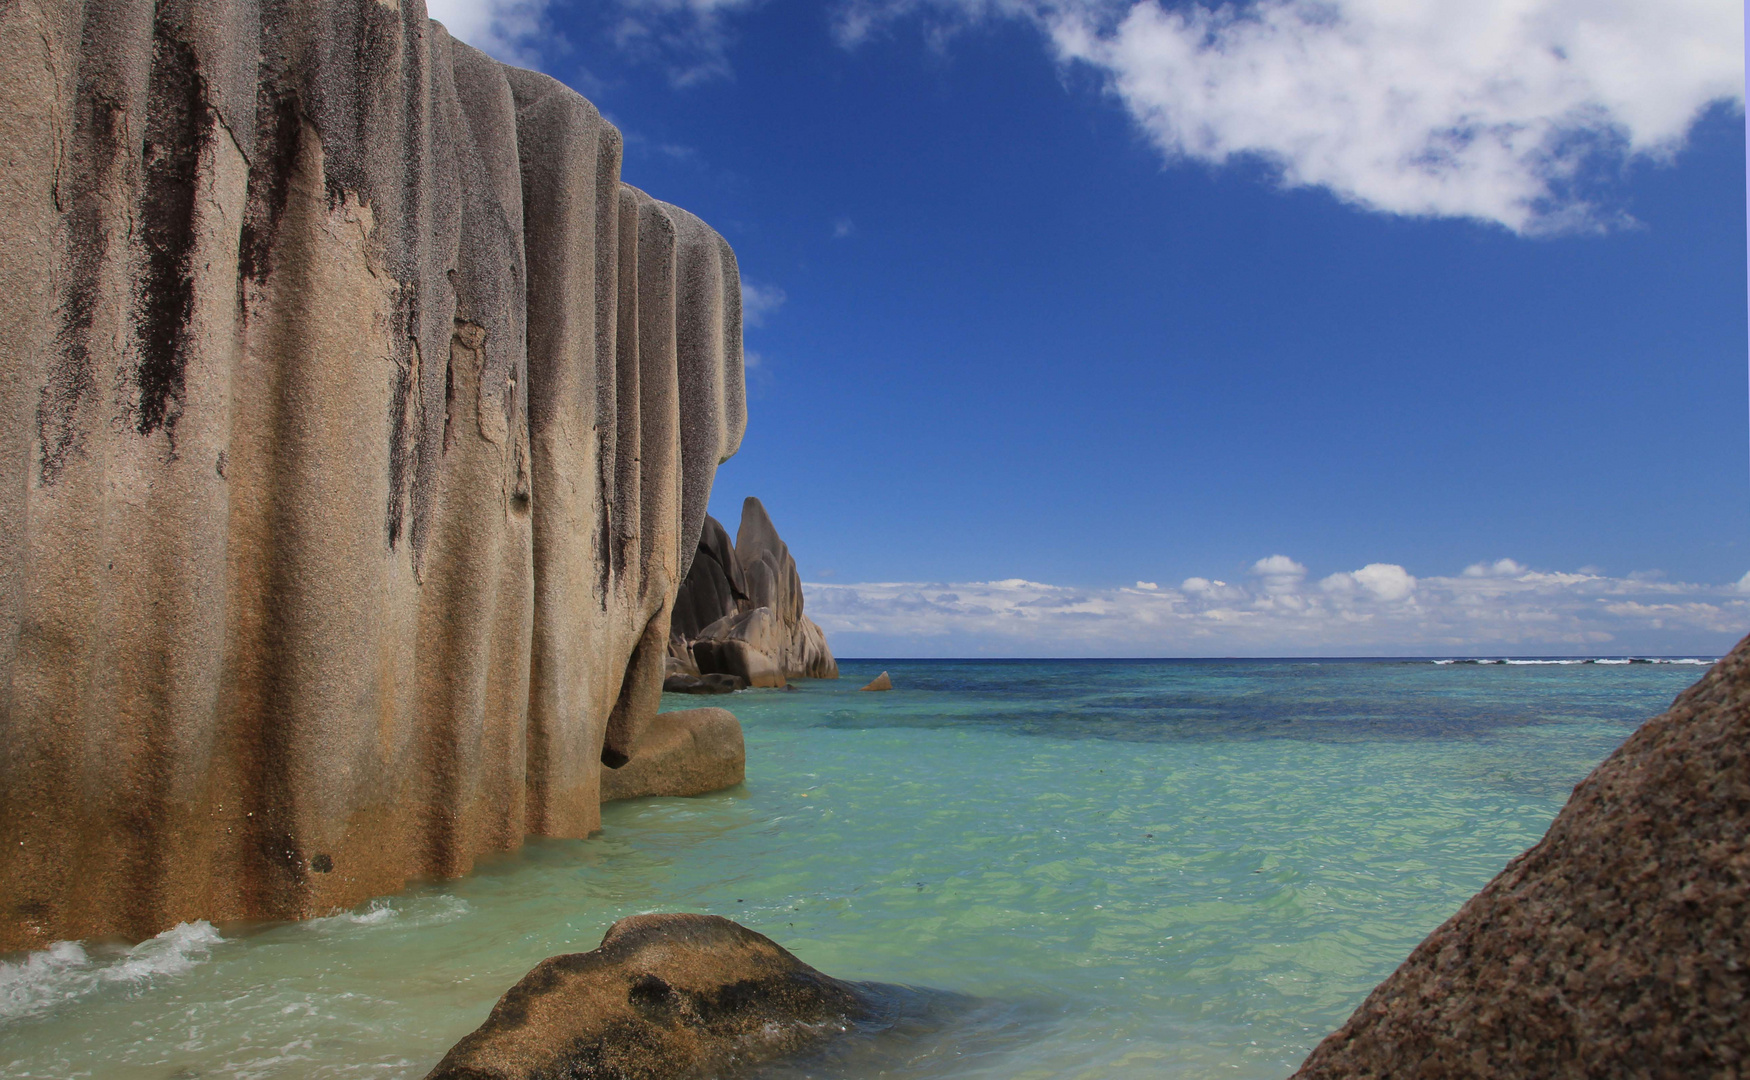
1292,633,1750,1079
0,0,744,949
424,914,869,1080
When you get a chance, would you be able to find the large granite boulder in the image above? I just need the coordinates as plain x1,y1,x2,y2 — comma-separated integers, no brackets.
424,913,872,1079
599,709,743,802
693,637,787,689
671,498,838,683
1291,633,1750,1079
0,0,746,948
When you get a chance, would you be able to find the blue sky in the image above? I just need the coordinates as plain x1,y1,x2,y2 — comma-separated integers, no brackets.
432,0,1747,655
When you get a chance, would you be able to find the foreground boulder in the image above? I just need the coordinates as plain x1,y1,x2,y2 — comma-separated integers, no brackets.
1292,633,1750,1079
672,498,839,682
425,914,871,1079
600,709,744,802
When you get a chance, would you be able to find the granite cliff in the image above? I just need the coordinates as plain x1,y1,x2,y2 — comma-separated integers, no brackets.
666,497,838,688
0,0,746,950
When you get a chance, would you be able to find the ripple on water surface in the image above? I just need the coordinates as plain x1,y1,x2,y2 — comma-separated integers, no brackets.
0,659,1704,1079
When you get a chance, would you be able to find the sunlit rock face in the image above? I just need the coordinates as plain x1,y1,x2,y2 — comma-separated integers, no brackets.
669,498,839,685
0,0,745,950
1292,633,1750,1079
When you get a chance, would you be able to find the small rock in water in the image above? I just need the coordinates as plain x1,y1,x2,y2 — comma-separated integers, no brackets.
424,914,874,1080
860,671,893,692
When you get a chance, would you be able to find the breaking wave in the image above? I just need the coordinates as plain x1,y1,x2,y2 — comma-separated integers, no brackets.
1432,657,1716,666
304,894,472,933
0,920,223,1024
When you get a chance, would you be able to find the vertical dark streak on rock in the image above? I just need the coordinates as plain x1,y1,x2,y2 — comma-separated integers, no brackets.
238,92,301,286
386,287,417,550
240,384,307,921
133,20,209,444
613,190,642,599
39,93,118,487
401,9,440,567
443,339,458,453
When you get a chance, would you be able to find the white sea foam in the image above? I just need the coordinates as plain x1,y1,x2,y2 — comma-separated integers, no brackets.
0,920,222,1023
1429,657,1718,667
305,894,471,933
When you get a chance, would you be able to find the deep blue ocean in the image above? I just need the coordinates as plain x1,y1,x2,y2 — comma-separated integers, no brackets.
0,657,1712,1078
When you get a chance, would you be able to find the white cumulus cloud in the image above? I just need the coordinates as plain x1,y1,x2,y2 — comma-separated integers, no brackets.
805,558,1748,656
1322,562,1417,603
839,0,1744,232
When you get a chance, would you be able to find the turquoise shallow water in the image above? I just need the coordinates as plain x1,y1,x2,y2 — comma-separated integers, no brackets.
0,658,1711,1079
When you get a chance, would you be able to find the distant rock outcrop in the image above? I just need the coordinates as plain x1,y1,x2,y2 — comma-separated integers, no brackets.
424,913,872,1080
1291,633,1750,1079
860,672,893,692
0,0,746,949
669,498,838,685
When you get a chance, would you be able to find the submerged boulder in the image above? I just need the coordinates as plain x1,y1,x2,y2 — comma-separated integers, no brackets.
1291,633,1750,1079
424,914,871,1080
600,709,744,802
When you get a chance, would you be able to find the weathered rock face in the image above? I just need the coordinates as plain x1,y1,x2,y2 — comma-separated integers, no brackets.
599,708,744,803
0,0,745,949
671,497,838,682
1292,633,1750,1079
425,913,872,1080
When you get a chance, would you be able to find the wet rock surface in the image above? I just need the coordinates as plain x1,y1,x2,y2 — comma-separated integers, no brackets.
1292,633,1750,1080
424,914,875,1080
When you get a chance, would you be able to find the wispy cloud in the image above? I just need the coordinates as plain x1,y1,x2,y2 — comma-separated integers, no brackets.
740,281,788,327
427,0,555,65
609,0,764,85
805,557,1750,656
832,217,857,238
430,0,760,82
836,0,1744,233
